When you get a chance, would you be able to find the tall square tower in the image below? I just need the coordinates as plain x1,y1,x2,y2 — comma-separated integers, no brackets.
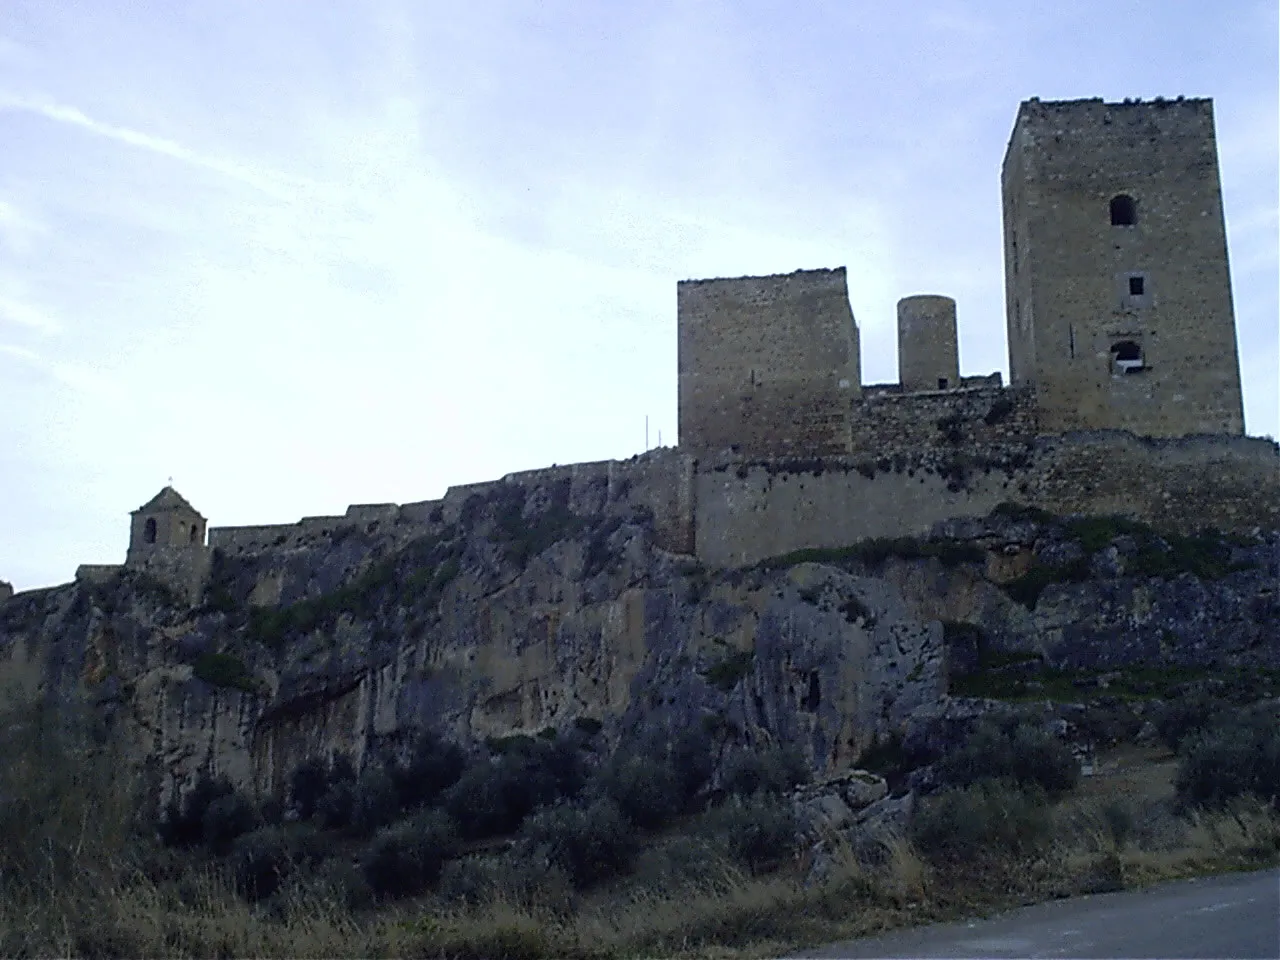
1002,97,1244,437
677,268,861,457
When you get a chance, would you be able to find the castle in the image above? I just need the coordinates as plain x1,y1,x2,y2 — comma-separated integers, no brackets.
63,98,1280,595
678,96,1245,459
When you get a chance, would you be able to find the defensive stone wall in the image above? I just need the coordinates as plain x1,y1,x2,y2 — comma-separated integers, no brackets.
848,385,1039,458
1031,432,1280,531
74,564,123,585
207,449,698,562
694,433,1280,567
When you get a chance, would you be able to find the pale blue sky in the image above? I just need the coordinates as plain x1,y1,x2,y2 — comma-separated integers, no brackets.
1,1,1276,590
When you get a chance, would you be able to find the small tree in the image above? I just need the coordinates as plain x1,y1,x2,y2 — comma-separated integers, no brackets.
361,810,457,900
595,754,681,830
519,798,639,890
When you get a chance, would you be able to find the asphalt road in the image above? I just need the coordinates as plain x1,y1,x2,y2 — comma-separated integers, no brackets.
788,867,1280,959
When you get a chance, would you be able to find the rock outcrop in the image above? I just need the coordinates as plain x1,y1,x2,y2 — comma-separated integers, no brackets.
0,476,1276,812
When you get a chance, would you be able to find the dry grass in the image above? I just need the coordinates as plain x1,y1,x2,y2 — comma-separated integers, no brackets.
2,695,1278,959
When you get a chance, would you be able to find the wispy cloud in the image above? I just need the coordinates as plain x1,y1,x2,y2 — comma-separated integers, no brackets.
0,94,311,200
0,295,59,334
0,342,122,399
0,198,46,254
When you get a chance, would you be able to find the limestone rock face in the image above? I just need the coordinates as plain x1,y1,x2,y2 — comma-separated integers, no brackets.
0,482,1276,813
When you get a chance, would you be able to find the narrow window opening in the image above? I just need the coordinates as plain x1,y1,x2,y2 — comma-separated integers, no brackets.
1128,276,1145,296
190,525,199,544
1111,340,1144,374
1069,325,1075,359
1110,194,1137,226
144,517,157,544
937,377,948,390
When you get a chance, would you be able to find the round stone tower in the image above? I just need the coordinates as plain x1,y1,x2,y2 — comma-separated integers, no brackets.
897,295,960,392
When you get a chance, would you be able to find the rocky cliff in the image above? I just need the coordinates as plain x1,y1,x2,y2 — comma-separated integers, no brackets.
1,473,1276,811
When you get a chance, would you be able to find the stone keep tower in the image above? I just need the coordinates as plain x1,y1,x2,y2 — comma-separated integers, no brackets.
1001,97,1244,437
677,268,861,456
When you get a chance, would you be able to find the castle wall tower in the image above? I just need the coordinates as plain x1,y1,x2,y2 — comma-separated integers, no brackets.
677,268,860,456
1001,97,1244,437
897,295,960,391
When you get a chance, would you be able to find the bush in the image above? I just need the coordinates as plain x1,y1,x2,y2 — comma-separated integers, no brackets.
721,744,811,798
1152,694,1222,751
670,727,717,809
937,719,1078,796
699,794,798,875
160,774,234,848
912,779,1051,861
1176,709,1280,810
390,731,466,810
350,763,401,838
230,825,323,902
361,809,457,900
519,798,639,890
201,790,258,854
288,758,329,822
315,779,356,831
596,754,681,829
443,737,588,840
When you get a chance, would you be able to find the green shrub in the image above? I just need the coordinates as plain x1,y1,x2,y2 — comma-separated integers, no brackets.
361,809,457,900
1151,694,1223,751
160,774,234,847
315,782,354,831
1001,556,1091,608
191,652,257,693
912,779,1051,861
391,731,466,810
230,825,323,902
350,764,401,838
703,649,754,692
937,719,1078,796
721,744,811,798
573,716,603,737
201,790,258,854
442,740,581,840
700,794,798,875
670,727,717,809
1176,709,1280,810
519,798,639,890
596,754,681,830
288,758,329,821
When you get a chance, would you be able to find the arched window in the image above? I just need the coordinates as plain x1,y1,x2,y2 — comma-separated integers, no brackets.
144,517,157,544
190,524,199,544
1110,195,1137,226
1111,340,1144,374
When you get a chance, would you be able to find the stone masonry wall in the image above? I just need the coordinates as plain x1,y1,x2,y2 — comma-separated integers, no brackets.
694,433,1280,567
1002,98,1243,438
677,269,860,457
207,449,698,563
848,385,1039,459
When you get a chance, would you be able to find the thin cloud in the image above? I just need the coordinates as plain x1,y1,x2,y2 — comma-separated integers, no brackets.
0,94,312,200
0,342,123,399
0,295,60,334
0,198,47,254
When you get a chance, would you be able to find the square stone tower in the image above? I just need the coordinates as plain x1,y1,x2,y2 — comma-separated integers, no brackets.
1002,97,1244,437
677,268,861,456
